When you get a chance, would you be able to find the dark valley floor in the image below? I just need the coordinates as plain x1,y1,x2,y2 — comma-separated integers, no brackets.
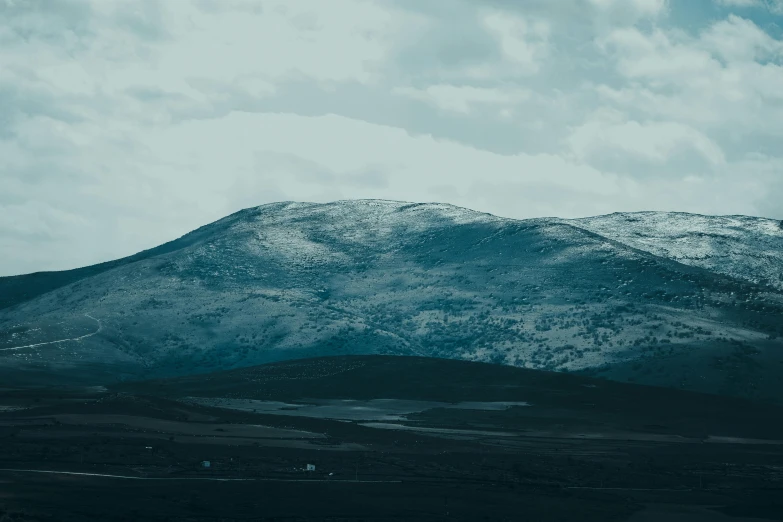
0,356,781,521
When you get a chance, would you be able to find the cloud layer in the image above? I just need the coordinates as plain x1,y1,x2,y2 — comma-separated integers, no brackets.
1,0,782,275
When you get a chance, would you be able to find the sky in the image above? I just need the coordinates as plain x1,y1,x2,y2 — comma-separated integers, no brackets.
1,0,782,276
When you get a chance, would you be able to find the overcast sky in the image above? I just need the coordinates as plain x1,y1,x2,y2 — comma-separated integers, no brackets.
1,0,782,276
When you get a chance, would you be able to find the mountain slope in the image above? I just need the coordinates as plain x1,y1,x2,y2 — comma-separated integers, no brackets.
570,212,783,291
1,200,782,401
0,209,254,311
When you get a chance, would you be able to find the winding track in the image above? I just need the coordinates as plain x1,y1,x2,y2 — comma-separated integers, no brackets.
0,313,102,352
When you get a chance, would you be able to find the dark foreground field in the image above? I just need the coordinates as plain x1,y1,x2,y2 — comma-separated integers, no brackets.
1,356,782,521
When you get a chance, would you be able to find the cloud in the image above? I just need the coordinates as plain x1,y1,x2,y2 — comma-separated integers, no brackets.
716,0,783,15
715,0,760,7
701,14,783,61
392,84,531,114
1,0,782,275
567,109,727,174
594,16,783,160
156,0,400,85
480,10,551,75
589,0,669,18
113,110,767,227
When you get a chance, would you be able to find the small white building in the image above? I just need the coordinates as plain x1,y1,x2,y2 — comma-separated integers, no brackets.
306,464,316,471
201,461,211,468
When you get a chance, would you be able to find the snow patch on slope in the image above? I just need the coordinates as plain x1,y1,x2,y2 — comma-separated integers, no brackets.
570,212,783,290
228,200,504,265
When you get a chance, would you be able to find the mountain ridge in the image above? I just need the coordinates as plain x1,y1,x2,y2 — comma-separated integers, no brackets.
2,200,780,308
1,200,782,402
568,210,783,291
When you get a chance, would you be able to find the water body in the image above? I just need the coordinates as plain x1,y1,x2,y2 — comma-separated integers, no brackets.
184,398,529,421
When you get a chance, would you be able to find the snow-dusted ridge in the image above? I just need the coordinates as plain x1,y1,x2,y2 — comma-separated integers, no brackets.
228,201,783,290
1,199,782,401
225,200,506,267
568,211,783,291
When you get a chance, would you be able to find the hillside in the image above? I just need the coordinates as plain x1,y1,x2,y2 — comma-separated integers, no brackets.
571,212,783,291
1,200,782,401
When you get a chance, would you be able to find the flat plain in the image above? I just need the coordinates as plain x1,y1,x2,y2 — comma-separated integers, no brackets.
1,356,781,521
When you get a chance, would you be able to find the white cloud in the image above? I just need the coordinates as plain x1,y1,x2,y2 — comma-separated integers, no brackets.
595,17,783,143
140,111,622,203
701,14,783,62
598,27,721,83
715,0,761,7
481,11,550,75
1,0,783,275
155,0,399,85
567,109,727,169
392,84,531,114
716,0,783,14
589,0,668,17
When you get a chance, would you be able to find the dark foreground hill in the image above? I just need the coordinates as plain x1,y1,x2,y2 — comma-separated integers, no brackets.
1,356,782,521
1,200,782,402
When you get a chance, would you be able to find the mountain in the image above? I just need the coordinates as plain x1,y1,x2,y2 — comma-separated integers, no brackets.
570,212,783,291
1,200,782,402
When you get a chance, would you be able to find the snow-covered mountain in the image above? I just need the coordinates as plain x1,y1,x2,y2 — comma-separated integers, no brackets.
1,200,782,401
570,212,783,291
